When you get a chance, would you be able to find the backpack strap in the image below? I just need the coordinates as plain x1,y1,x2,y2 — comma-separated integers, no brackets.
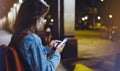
7,47,23,71
0,44,22,71
16,32,33,71
8,32,33,71
0,45,9,71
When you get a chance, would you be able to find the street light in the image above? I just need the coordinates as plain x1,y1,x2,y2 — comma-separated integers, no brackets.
100,0,104,2
19,0,23,3
97,16,101,20
50,19,54,22
0,19,2,29
84,16,88,20
109,14,112,19
82,17,85,21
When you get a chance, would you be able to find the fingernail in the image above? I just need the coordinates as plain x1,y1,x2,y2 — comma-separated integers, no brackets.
58,41,62,43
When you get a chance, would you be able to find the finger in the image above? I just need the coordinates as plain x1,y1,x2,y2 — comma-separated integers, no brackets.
57,40,62,43
53,40,61,42
59,44,65,49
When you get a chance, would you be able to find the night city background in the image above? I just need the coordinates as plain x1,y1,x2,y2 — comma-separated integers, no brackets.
0,0,120,71
76,0,120,30
1,0,120,31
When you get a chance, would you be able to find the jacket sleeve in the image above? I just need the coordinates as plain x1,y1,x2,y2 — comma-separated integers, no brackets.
46,51,61,71
20,34,61,71
36,35,61,71
20,38,41,71
43,46,51,55
30,41,61,71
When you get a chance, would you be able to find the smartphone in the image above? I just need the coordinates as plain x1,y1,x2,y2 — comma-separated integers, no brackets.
47,38,68,57
56,38,68,48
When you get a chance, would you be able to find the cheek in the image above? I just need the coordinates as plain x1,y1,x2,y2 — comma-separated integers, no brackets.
36,19,42,29
36,18,44,29
37,18,44,25
37,18,41,24
36,21,42,29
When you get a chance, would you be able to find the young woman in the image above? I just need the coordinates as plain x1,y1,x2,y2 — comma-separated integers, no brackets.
9,0,65,71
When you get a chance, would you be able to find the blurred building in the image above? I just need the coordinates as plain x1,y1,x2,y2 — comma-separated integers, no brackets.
76,0,120,30
0,0,17,18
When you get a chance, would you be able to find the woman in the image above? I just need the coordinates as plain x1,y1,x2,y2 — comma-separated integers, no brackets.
9,0,65,71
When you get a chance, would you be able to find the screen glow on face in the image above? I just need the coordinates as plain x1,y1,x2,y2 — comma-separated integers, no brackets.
36,15,45,30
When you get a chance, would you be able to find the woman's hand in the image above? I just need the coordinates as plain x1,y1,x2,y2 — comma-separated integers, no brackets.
48,40,60,49
48,40,65,53
56,44,65,53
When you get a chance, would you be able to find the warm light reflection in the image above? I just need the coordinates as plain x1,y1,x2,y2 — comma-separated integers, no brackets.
100,0,104,2
19,0,23,3
50,19,54,22
0,20,2,28
84,16,88,20
109,14,112,19
82,17,85,21
97,16,101,20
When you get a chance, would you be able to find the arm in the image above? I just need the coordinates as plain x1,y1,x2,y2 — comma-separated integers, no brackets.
36,36,61,70
20,39,40,71
29,42,61,71
46,51,61,71
20,34,61,71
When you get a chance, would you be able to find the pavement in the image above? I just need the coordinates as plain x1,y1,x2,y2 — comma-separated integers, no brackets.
0,30,12,46
57,30,120,71
0,29,120,71
60,30,120,71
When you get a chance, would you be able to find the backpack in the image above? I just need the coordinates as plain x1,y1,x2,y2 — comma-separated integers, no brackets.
0,32,32,71
0,44,23,71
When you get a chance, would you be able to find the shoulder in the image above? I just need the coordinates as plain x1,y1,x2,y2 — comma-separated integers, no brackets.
22,33,42,43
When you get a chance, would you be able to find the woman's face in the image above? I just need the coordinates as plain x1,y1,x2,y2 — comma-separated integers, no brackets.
36,15,45,30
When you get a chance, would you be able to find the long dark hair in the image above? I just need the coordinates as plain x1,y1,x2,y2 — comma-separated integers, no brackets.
9,1,49,70
13,0,50,33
